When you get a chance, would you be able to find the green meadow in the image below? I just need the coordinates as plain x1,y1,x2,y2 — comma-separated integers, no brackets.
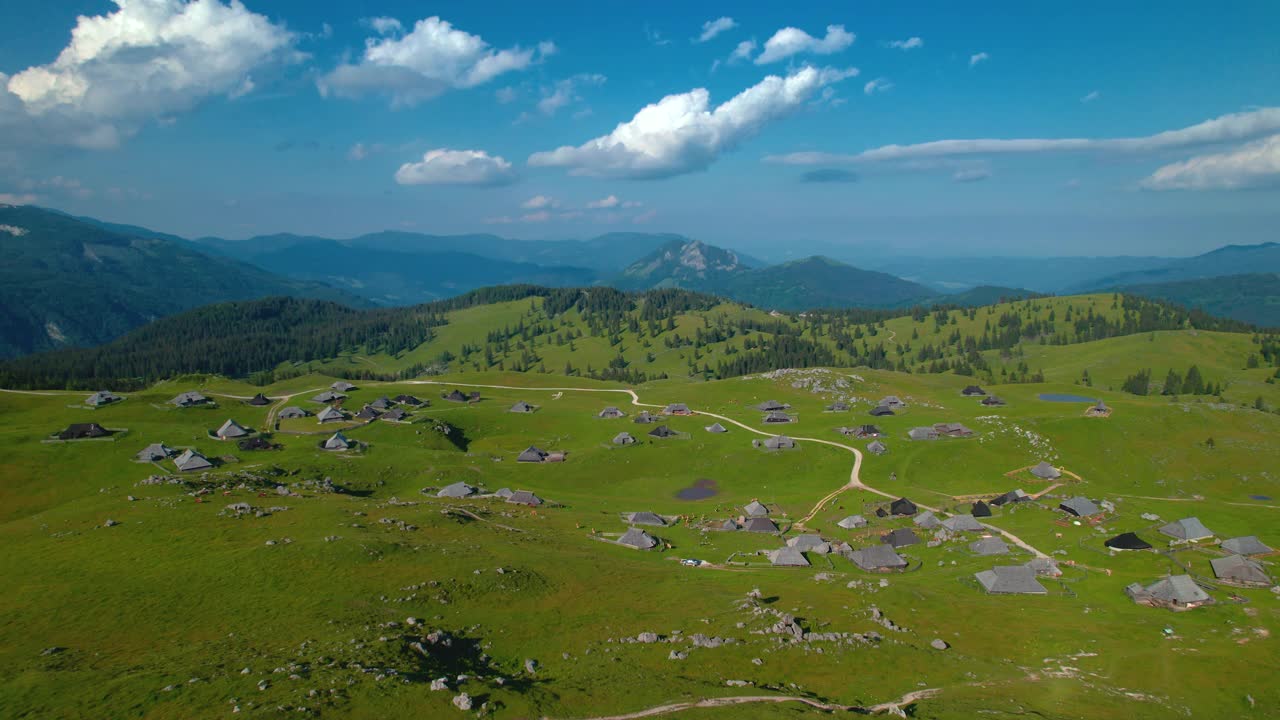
3,300,1280,719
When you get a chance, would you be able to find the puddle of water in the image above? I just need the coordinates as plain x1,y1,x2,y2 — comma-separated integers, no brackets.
1038,393,1098,403
676,478,719,500
1250,495,1272,501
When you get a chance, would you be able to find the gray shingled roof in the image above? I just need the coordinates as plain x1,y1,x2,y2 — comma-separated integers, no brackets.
598,406,625,418
617,528,657,549
881,528,920,548
648,425,678,438
837,515,867,529
1059,497,1100,517
847,544,907,571
509,401,536,413
278,406,309,419
517,446,549,463
323,432,350,450
1159,517,1214,541
913,511,941,529
316,406,346,423
216,419,251,439
135,443,174,461
612,432,636,445
867,440,888,455
1221,536,1272,555
942,514,984,532
1210,555,1270,584
173,449,212,472
908,427,937,441
970,537,1010,556
769,546,810,566
1025,557,1062,577
664,403,691,414
744,500,769,517
437,481,476,498
704,423,727,433
506,490,544,507
87,390,121,406
1147,575,1211,605
626,511,666,526
331,381,356,392
975,566,1047,594
756,400,789,411
787,534,831,554
370,396,393,410
742,517,779,534
763,411,793,423
382,408,409,421
763,435,795,450
170,391,209,406
312,391,345,403
1030,461,1062,479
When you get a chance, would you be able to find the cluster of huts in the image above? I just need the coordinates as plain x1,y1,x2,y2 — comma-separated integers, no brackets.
908,423,975,441
433,481,545,508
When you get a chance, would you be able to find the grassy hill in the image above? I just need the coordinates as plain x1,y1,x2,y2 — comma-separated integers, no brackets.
0,206,364,358
2,355,1278,717
1079,241,1280,290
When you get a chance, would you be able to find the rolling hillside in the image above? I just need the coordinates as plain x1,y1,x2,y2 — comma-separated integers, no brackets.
0,205,363,358
1079,241,1280,290
1109,273,1280,328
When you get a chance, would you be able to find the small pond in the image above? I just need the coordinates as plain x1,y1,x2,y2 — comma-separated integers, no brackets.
676,478,719,500
1038,393,1098,403
1250,495,1272,501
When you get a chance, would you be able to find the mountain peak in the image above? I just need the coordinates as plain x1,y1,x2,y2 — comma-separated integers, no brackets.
619,239,745,288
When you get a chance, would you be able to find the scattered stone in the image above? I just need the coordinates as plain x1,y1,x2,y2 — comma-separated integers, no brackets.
523,658,538,674
406,617,419,626
265,540,276,546
241,667,251,674
931,639,950,650
668,650,686,660
725,680,751,687
751,658,763,665
878,579,889,588
452,693,472,711
40,647,65,656
103,519,119,527
257,679,269,691
127,495,137,502
430,678,448,691
637,632,658,644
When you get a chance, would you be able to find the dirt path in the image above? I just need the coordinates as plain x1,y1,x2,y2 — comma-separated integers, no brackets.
545,687,940,720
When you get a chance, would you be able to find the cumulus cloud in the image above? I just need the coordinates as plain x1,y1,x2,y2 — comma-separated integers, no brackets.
364,16,403,35
969,52,990,67
521,194,559,209
1081,90,1100,103
1142,134,1280,190
536,73,606,117
318,17,554,107
800,168,859,183
528,65,857,179
765,107,1280,165
756,25,854,64
728,39,757,63
0,0,293,150
888,37,923,50
394,148,516,186
586,195,620,209
697,17,737,43
864,77,893,95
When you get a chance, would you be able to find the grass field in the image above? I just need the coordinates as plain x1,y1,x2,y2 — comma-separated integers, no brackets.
3,312,1280,719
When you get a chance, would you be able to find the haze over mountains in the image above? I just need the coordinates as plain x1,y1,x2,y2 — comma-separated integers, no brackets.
3,203,1279,359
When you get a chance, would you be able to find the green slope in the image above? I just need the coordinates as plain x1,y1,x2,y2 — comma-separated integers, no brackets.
1107,273,1280,327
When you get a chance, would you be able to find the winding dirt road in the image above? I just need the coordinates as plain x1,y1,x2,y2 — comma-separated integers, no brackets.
543,687,940,720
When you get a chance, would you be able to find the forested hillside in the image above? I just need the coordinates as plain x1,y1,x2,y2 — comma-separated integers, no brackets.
0,206,362,358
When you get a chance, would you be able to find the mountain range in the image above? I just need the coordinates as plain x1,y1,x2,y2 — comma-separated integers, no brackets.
3,203,1278,360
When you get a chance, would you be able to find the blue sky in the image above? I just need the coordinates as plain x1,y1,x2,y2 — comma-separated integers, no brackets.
0,0,1277,257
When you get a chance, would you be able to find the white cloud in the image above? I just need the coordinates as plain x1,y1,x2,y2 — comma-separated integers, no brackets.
587,195,620,209
1,0,293,150
394,148,516,186
529,65,858,179
952,168,991,183
348,142,369,160
697,17,737,43
521,195,559,209
495,86,518,104
766,107,1280,164
537,73,607,117
756,25,854,65
1081,90,1100,103
888,37,923,50
644,25,672,47
1142,134,1280,190
864,77,893,95
318,17,554,107
364,16,403,35
969,52,990,67
0,192,39,205
728,39,757,63
520,210,551,222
